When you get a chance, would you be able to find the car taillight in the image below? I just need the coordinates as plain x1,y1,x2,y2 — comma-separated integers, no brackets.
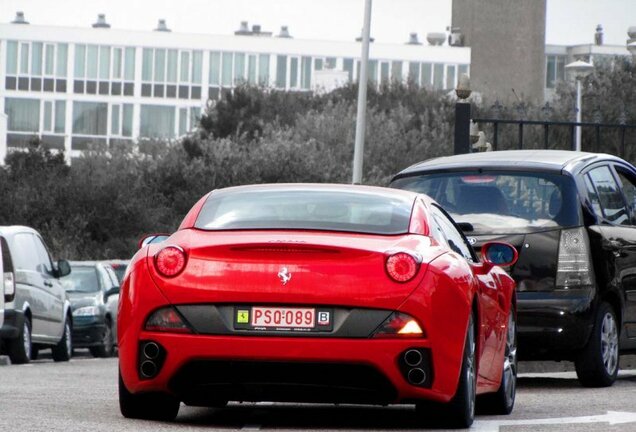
386,252,420,283
372,312,425,338
4,272,15,302
145,307,192,333
556,227,593,288
154,246,187,277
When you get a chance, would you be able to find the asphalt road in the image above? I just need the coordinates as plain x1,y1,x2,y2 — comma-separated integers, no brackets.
1,351,636,432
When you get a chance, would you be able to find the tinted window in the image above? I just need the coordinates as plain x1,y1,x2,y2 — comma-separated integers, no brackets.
616,169,636,224
60,266,100,293
588,166,628,225
392,171,580,234
195,189,413,235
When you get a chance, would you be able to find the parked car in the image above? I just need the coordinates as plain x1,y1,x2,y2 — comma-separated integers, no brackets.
391,150,636,387
106,260,130,284
0,226,72,363
60,261,120,357
118,184,518,428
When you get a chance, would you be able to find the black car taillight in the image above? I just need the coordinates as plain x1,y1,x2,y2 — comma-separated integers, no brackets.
556,227,593,288
1,237,15,302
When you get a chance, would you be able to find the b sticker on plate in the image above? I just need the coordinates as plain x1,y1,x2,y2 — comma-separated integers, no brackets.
236,309,250,324
317,311,331,325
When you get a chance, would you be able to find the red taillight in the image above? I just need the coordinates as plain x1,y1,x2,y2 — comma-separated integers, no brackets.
145,307,191,333
154,246,186,277
386,252,419,283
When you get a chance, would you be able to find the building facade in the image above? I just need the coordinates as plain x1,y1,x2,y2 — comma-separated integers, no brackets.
0,18,471,161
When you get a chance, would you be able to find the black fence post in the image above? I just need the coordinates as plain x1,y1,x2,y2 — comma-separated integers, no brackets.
454,102,471,155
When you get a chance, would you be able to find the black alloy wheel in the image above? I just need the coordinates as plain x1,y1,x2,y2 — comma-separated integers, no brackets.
90,321,115,358
52,317,72,362
575,302,619,387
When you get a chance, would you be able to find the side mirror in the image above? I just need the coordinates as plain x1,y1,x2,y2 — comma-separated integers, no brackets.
481,242,518,268
138,233,171,249
56,259,71,278
104,286,120,301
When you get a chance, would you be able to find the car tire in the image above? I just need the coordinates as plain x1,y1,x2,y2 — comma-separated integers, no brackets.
90,321,115,358
51,317,72,362
119,370,180,421
7,315,32,364
575,301,619,387
416,312,476,428
477,308,517,415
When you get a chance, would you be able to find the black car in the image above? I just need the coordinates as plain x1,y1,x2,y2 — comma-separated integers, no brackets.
391,150,636,387
60,261,120,357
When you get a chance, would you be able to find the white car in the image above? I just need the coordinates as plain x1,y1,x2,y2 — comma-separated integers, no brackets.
0,226,73,363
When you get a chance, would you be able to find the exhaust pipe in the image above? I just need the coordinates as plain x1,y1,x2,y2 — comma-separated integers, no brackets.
404,349,423,367
140,360,158,378
407,368,427,385
143,341,160,359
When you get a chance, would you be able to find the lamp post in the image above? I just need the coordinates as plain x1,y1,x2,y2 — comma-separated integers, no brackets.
565,60,594,152
351,0,373,184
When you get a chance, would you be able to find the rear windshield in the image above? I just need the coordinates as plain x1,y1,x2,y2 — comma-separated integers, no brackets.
392,171,580,234
194,189,414,235
60,266,99,293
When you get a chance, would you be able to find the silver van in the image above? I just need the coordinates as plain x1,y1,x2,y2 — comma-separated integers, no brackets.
0,226,72,363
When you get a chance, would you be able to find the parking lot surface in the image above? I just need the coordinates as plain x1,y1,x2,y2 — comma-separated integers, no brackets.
1,352,635,432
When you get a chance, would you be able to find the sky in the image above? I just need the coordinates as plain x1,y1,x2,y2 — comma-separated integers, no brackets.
1,0,634,47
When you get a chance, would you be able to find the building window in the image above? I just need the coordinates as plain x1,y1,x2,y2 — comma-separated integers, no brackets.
75,44,135,96
222,52,233,87
290,57,299,88
140,105,175,138
5,40,68,93
209,52,221,86
234,53,246,84
546,55,566,88
301,57,312,89
247,54,257,84
276,55,287,88
391,61,403,82
72,101,108,136
380,61,390,83
433,63,444,90
343,58,354,83
421,63,432,86
5,98,40,132
446,65,456,90
408,62,420,85
259,54,270,85
55,101,66,133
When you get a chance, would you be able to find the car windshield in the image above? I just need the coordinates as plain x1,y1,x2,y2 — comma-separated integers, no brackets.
392,171,580,235
194,189,414,235
60,266,99,293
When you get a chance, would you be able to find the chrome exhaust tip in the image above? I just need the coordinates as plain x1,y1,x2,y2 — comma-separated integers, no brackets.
404,349,423,367
407,368,427,385
140,360,158,378
143,341,160,360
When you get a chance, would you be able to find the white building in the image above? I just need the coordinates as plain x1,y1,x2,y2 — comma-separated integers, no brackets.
0,14,471,161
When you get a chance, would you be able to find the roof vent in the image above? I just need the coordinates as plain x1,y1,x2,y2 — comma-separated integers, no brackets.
406,32,421,45
235,21,251,35
426,32,446,46
448,27,464,46
278,26,292,38
595,24,603,45
92,14,111,29
11,11,29,24
155,19,171,32
252,24,261,34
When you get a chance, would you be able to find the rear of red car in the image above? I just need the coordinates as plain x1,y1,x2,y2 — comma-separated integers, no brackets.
118,185,479,417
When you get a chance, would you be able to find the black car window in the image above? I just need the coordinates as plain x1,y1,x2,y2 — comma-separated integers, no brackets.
583,175,603,218
615,169,636,224
430,205,474,262
392,171,580,235
588,166,629,225
11,233,37,272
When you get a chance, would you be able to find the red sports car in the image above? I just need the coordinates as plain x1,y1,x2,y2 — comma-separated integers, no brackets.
118,184,518,428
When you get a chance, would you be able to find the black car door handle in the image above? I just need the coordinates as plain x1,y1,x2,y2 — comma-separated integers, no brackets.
44,280,53,287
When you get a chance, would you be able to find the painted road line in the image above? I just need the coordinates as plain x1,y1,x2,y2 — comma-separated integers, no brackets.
472,411,636,432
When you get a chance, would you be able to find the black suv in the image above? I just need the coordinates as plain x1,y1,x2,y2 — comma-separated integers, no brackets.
391,150,636,387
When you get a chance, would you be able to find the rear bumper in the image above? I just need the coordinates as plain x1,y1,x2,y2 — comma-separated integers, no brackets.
0,309,24,340
72,318,107,347
516,288,595,360
121,332,449,405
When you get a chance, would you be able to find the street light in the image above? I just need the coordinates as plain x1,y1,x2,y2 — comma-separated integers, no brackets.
565,60,594,152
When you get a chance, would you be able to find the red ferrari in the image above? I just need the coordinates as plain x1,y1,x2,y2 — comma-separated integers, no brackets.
118,184,518,428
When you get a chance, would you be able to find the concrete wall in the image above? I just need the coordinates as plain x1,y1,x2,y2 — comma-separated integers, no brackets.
452,0,547,104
